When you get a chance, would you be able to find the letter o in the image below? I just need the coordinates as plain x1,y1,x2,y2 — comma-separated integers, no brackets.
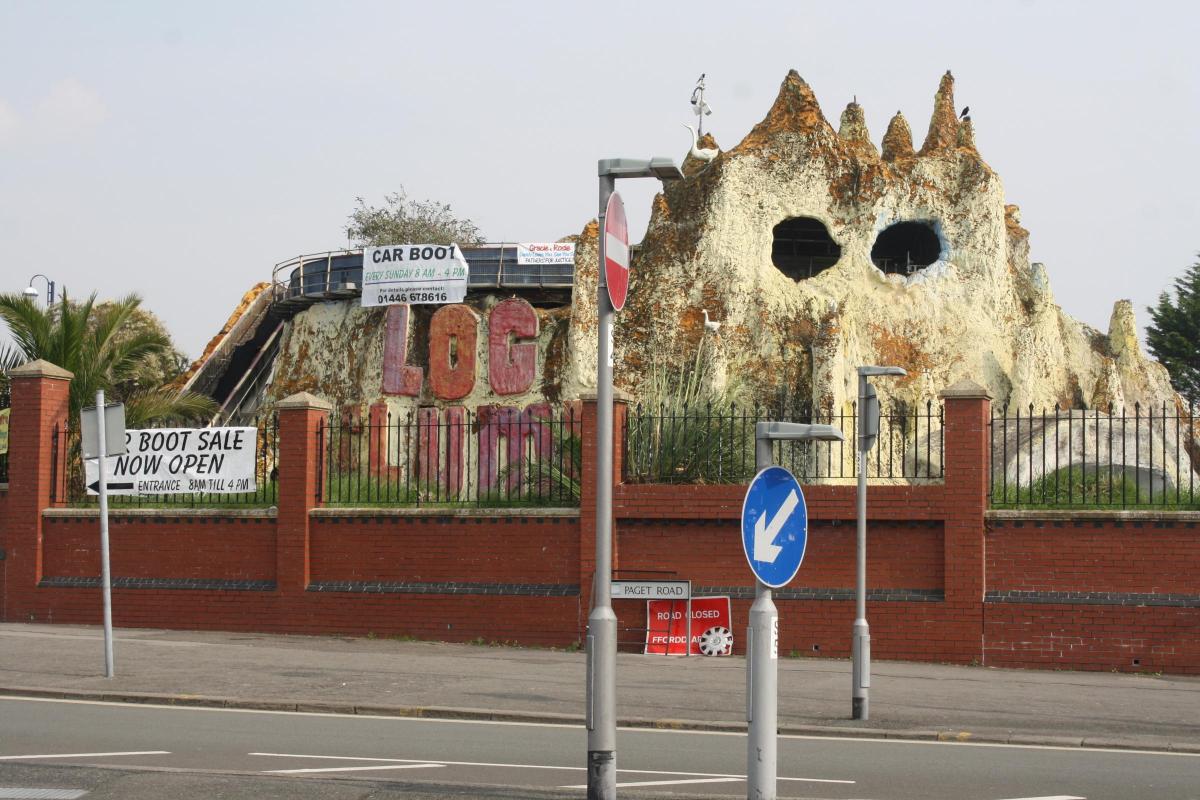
429,304,479,401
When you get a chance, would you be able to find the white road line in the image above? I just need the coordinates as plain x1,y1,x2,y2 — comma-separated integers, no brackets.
0,790,89,799
563,777,741,789
0,751,169,761
5,698,1195,760
267,763,444,775
248,752,853,783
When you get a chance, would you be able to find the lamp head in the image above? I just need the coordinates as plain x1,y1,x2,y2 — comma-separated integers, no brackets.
23,285,39,299
858,365,907,378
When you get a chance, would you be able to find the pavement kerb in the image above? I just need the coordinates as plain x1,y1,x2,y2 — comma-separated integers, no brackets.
0,685,1184,754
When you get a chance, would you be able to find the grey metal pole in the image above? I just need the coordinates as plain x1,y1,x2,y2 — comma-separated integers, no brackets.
852,375,869,720
747,436,778,800
95,390,115,678
586,171,618,800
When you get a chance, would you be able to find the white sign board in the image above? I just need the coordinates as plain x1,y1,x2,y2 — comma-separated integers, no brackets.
361,244,468,307
80,402,127,459
85,427,257,495
517,242,575,265
611,580,691,600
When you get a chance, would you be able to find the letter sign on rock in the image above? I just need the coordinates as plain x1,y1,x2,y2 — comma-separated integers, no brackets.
488,298,539,396
429,304,479,401
382,304,423,397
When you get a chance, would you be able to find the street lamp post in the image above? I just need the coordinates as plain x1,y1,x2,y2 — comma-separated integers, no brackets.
748,421,843,800
852,365,906,721
23,274,56,307
588,156,682,800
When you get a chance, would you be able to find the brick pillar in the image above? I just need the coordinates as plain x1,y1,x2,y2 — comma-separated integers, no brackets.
939,379,991,662
275,392,331,596
577,392,629,634
4,360,72,619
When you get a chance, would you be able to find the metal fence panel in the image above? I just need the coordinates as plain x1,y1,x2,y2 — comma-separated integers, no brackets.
318,406,582,508
622,400,944,484
989,401,1199,508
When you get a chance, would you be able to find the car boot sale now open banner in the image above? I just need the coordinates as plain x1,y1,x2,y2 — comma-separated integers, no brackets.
84,427,257,495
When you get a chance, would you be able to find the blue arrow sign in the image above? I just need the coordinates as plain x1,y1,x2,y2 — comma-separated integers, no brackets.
741,466,808,588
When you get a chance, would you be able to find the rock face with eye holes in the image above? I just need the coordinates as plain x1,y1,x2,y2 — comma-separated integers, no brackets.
562,70,1180,422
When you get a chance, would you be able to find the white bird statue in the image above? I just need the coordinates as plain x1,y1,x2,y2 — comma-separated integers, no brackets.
702,309,722,333
683,124,718,162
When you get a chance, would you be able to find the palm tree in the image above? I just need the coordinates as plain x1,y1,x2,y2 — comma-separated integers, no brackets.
0,291,216,426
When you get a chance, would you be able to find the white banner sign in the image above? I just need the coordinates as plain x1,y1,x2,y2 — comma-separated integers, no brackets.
84,427,257,495
361,244,468,307
517,242,575,265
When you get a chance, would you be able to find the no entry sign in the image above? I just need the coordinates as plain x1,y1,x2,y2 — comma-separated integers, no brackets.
602,191,630,310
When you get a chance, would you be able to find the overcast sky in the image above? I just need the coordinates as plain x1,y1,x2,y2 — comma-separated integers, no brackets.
2,1,1196,359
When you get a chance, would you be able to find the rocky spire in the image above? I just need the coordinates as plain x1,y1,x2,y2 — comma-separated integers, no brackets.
738,70,834,152
881,112,914,161
956,116,977,150
1107,300,1140,361
838,101,878,157
919,70,959,155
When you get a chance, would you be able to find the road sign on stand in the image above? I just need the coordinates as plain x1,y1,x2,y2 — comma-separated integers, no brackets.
741,465,809,588
602,191,629,310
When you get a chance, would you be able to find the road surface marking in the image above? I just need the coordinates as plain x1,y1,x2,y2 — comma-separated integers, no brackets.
250,752,853,783
0,790,88,799
562,777,741,789
5,698,1194,759
267,763,444,775
0,751,169,761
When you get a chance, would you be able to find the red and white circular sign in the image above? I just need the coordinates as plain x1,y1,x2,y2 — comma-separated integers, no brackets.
603,191,630,310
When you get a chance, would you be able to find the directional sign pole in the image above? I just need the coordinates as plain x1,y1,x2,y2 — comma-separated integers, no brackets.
747,436,778,800
587,171,619,800
94,390,115,678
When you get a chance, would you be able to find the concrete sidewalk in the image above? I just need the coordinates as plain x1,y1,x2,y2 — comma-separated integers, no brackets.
1,623,1196,752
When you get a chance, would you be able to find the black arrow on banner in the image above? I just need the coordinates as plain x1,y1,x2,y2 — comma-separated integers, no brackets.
88,481,135,493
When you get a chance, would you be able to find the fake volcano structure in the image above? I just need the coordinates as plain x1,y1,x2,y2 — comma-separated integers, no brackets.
563,70,1177,415
184,70,1185,491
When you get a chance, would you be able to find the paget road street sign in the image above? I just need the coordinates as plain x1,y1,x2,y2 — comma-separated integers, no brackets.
602,191,629,310
741,465,809,588
610,580,690,600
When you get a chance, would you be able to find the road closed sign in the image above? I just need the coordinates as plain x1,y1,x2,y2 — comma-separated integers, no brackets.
645,596,733,656
84,427,257,495
361,244,469,306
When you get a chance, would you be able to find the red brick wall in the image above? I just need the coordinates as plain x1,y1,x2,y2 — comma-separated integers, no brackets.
984,517,1200,673
5,370,1198,673
987,519,1198,594
616,519,943,590
310,514,579,584
41,514,276,582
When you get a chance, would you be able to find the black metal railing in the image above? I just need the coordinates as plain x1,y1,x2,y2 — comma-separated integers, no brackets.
57,414,279,508
317,406,581,507
622,400,944,484
990,401,1199,508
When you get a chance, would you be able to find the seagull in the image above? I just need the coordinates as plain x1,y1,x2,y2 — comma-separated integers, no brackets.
959,106,970,119
702,309,721,333
683,124,718,162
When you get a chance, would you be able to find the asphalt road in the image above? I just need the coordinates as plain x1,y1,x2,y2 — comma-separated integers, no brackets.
0,697,1197,800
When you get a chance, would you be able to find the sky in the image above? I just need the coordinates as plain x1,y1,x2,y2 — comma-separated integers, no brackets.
1,0,1197,360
